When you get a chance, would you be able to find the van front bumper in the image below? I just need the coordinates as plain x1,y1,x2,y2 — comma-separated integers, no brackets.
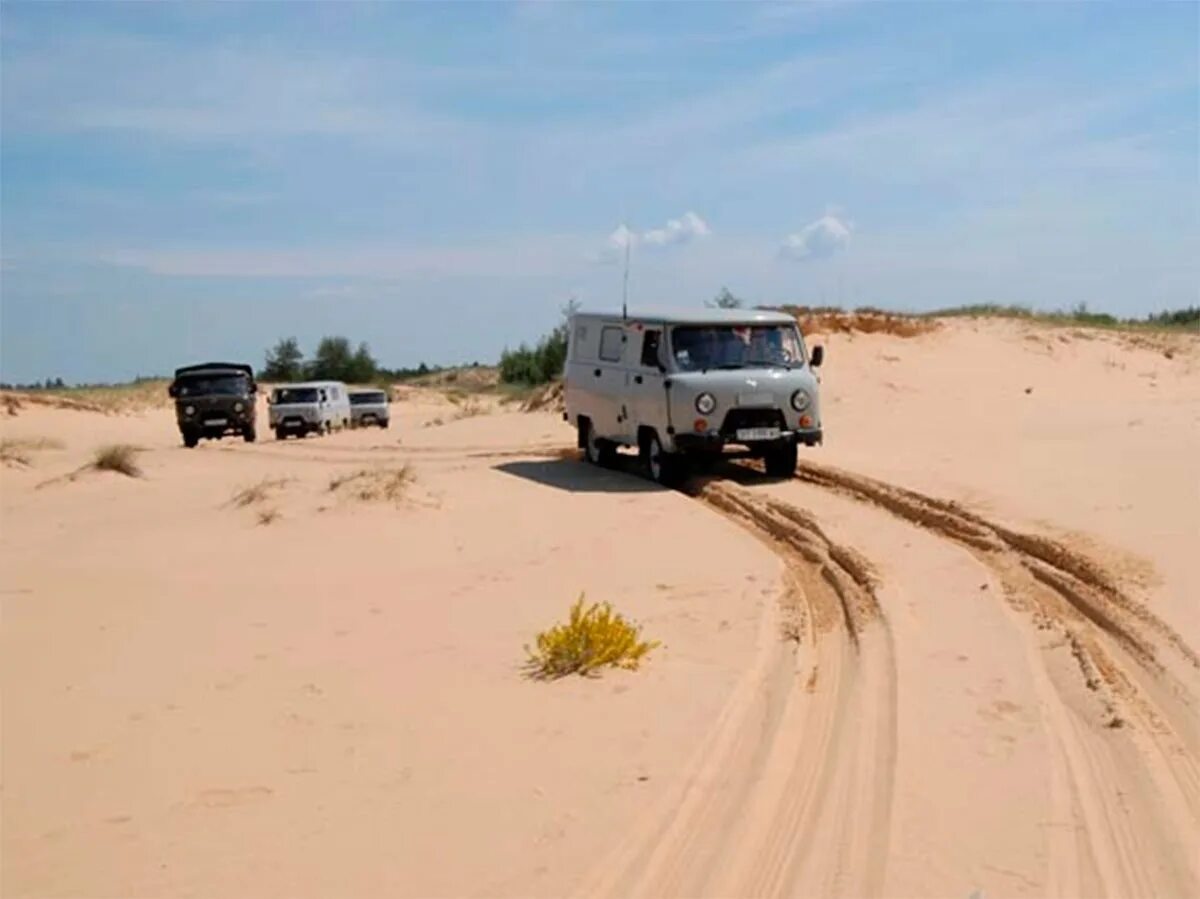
673,427,823,452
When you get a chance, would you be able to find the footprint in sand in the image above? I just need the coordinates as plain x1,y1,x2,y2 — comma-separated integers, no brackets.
194,786,274,808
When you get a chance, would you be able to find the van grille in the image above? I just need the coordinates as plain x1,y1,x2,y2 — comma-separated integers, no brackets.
720,408,786,435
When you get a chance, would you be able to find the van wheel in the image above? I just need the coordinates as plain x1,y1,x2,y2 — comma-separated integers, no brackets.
642,431,685,487
581,419,615,467
182,431,199,448
243,425,257,443
275,427,286,440
764,441,798,478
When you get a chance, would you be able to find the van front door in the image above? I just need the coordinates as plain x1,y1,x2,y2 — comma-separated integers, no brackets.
628,326,670,445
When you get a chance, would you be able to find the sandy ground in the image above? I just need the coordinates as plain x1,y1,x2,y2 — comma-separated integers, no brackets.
2,318,1198,898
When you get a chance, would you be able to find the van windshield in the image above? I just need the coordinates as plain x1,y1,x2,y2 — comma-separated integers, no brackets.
274,387,319,404
350,391,387,405
670,325,803,371
174,374,249,397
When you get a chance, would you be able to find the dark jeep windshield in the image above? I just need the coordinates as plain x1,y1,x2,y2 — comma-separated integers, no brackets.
350,391,387,405
274,387,319,404
671,325,803,372
175,375,249,397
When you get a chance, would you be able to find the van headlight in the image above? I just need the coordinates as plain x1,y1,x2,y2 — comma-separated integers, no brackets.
695,392,716,415
184,405,196,416
790,389,811,412
234,402,245,412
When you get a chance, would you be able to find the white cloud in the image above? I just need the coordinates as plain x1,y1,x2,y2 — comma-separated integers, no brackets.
597,211,711,262
643,211,712,246
780,213,853,261
605,223,637,252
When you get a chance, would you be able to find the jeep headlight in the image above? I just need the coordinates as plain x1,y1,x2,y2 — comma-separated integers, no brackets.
695,392,716,415
790,389,811,412
234,402,244,412
184,404,196,416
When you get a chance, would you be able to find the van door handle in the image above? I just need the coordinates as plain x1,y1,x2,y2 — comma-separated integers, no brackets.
593,369,601,377
633,375,643,384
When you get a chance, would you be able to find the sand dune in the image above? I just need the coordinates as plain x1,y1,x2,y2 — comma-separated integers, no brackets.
2,318,1197,897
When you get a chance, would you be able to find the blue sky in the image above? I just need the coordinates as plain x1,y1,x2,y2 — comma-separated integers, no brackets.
1,1,1197,383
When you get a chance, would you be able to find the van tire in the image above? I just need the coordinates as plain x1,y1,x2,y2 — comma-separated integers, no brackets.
580,418,615,467
243,425,257,443
275,427,286,440
764,441,798,478
182,431,199,448
642,430,685,487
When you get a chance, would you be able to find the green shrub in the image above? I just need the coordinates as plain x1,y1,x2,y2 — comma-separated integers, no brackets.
525,596,661,680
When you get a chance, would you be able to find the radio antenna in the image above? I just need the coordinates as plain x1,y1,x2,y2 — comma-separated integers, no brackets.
621,229,631,320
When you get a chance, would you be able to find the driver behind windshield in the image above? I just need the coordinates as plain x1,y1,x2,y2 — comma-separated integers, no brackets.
175,375,248,397
672,325,800,371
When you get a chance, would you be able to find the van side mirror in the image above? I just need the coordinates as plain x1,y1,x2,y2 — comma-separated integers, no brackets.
810,345,824,368
167,384,178,398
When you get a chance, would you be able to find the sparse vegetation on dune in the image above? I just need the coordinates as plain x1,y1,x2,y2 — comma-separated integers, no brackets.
230,478,290,508
771,305,938,339
328,465,413,503
91,444,143,478
525,595,661,680
256,508,281,526
0,437,64,467
926,303,1200,332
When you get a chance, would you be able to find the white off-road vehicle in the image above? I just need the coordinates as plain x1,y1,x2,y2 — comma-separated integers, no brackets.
268,381,351,439
564,308,823,485
349,389,391,429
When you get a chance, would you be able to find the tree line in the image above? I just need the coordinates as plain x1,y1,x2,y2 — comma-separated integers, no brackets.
260,337,453,384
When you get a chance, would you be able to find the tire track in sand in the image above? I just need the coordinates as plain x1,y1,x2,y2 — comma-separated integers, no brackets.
779,460,1200,896
579,480,897,899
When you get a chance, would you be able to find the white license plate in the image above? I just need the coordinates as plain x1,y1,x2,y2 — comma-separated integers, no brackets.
737,393,773,407
736,427,781,441
204,418,227,427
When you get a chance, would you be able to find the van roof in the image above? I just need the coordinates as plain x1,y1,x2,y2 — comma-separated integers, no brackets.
173,362,254,379
572,307,797,326
273,380,345,389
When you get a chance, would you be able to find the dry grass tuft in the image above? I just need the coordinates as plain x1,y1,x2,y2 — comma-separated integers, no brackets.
91,444,143,477
0,437,64,467
256,508,281,526
328,465,414,503
450,397,488,421
520,380,565,413
525,595,661,680
230,477,290,508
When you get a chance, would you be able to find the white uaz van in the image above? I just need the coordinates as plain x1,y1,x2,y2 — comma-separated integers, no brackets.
564,308,824,485
348,388,391,429
268,381,351,439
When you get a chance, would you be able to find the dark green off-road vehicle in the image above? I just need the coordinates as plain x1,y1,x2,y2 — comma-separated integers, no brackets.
168,362,258,447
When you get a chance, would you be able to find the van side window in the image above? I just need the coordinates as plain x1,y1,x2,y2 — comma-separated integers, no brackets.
599,326,625,362
640,330,662,368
